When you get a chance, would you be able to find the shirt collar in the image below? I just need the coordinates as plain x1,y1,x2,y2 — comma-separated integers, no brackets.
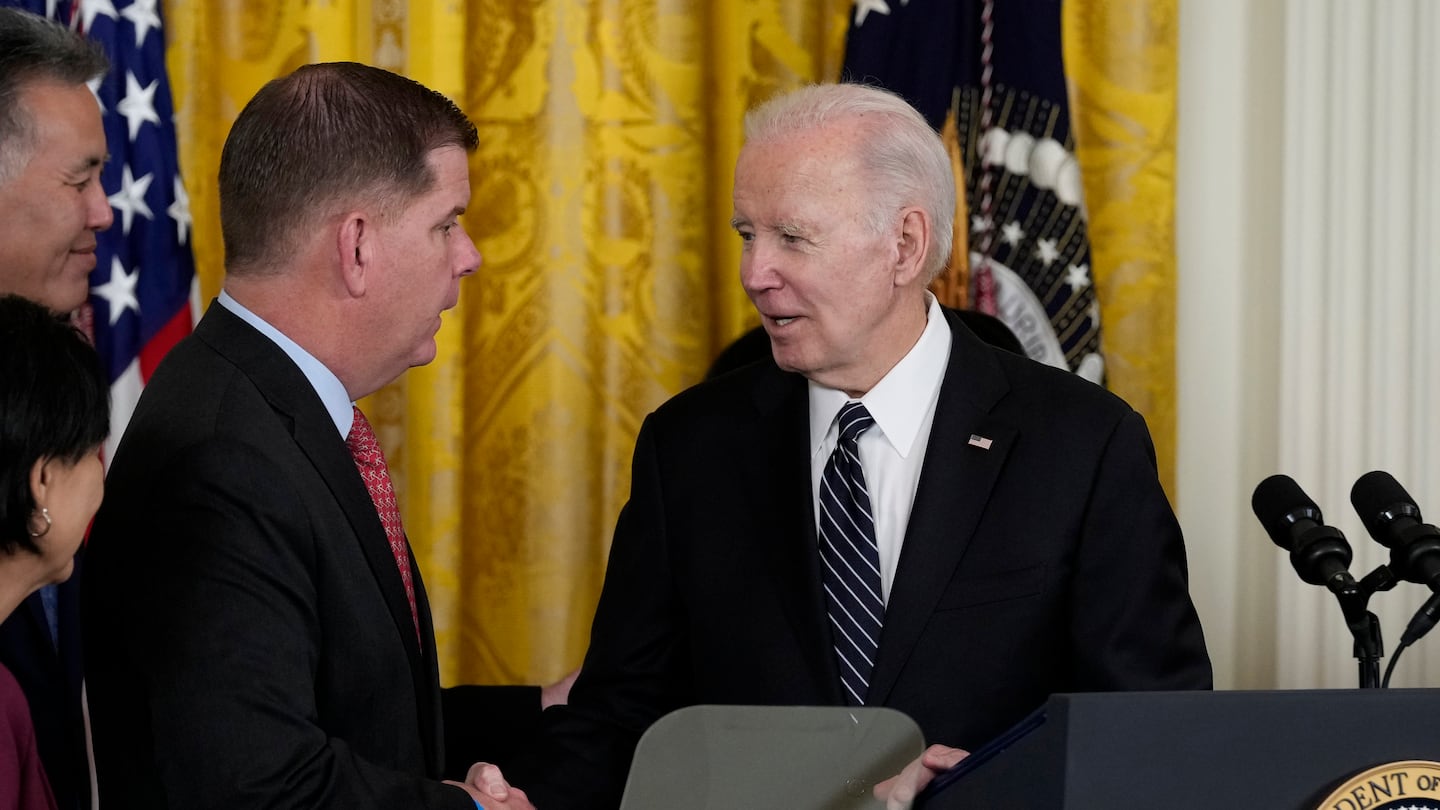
809,294,952,457
216,290,355,438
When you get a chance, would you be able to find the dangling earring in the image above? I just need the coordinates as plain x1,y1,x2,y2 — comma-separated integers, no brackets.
28,507,51,538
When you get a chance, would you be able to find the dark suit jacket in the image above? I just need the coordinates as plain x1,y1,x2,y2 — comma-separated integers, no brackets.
82,305,475,809
0,570,86,810
515,309,1212,808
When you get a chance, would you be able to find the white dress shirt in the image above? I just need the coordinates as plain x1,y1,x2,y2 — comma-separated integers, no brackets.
809,294,951,603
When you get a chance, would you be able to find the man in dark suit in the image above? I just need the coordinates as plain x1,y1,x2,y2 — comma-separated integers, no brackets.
82,62,533,809
508,83,1211,809
0,9,114,809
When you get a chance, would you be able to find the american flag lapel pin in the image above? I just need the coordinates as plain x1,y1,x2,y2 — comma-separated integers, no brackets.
967,434,993,450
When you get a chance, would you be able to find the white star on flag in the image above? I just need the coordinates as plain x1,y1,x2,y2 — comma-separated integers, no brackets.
1035,238,1060,267
971,215,993,233
1002,221,1025,247
79,0,119,34
118,71,160,141
121,0,163,48
108,164,155,235
1065,263,1090,292
853,0,893,27
86,76,106,114
167,176,192,245
92,257,141,325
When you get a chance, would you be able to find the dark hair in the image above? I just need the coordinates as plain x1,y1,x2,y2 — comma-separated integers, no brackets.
0,294,109,553
0,7,110,186
219,61,479,275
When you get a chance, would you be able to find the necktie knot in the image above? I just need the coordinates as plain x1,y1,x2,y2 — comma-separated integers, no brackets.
346,407,383,467
837,401,874,444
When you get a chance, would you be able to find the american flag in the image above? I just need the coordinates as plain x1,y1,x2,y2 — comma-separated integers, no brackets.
12,0,196,458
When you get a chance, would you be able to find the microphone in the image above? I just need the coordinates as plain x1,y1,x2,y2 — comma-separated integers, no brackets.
1252,474,1356,589
1349,471,1440,589
1350,471,1440,680
1254,474,1390,687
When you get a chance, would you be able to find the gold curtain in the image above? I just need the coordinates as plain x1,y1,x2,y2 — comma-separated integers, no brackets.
164,0,1174,685
165,0,850,686
1063,0,1178,495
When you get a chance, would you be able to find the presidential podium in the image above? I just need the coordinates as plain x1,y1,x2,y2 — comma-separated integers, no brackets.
920,689,1440,809
617,691,1440,810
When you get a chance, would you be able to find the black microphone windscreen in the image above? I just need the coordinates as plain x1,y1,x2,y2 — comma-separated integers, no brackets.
1252,474,1322,550
1350,470,1419,533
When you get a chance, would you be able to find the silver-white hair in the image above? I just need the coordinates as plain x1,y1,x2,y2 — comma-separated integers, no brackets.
743,83,956,281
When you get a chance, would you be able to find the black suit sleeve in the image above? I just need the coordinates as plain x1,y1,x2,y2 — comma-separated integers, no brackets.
440,684,541,778
1068,410,1212,689
510,419,690,809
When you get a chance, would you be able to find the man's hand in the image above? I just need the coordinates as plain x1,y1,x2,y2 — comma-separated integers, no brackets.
873,744,969,810
445,761,535,809
541,666,580,709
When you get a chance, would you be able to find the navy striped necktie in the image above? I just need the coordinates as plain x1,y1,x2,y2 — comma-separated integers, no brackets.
818,401,885,705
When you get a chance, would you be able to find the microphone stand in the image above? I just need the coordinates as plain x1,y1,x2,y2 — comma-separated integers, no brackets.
1329,565,1396,688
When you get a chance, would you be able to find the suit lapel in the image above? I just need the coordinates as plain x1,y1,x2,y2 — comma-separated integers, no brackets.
193,306,439,760
867,311,1015,705
291,420,426,666
741,366,847,704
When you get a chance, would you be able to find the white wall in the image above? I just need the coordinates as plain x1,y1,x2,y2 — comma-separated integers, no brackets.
1176,0,1283,690
1177,0,1440,689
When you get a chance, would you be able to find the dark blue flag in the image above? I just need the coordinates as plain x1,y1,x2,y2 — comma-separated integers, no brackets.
843,0,1103,382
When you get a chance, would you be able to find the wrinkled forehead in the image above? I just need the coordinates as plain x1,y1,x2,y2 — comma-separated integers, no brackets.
735,131,868,214
740,115,868,163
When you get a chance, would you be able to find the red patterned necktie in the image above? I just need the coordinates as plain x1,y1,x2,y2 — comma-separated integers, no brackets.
346,406,420,645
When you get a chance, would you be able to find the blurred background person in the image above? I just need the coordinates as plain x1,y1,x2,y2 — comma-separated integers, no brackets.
0,10,112,810
0,8,112,314
0,294,109,810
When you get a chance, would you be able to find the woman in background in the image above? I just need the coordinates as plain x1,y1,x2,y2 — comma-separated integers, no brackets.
0,295,108,810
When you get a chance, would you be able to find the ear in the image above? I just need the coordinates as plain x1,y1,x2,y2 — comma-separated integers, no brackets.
893,207,932,287
336,212,370,298
28,457,50,510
